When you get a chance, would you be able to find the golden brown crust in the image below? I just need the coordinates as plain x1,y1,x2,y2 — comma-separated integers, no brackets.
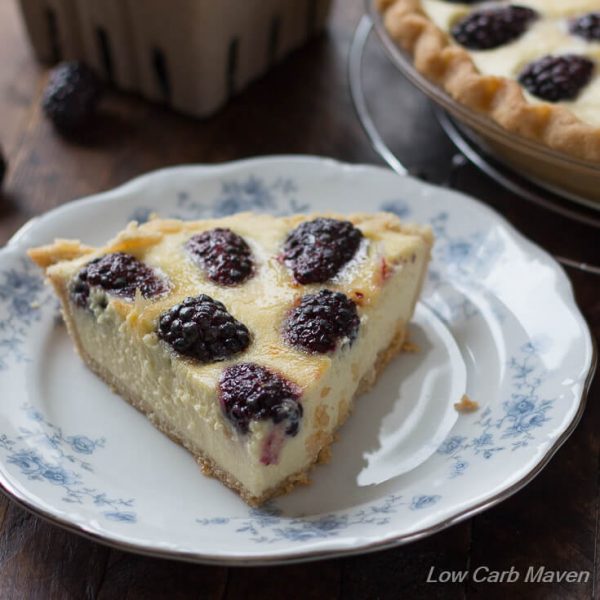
380,0,600,162
454,394,479,413
27,239,94,269
29,212,433,272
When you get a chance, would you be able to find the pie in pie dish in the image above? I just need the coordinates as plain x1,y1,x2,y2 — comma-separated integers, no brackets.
378,0,600,162
29,212,433,506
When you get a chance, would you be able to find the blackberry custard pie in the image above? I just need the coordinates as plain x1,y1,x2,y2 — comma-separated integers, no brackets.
29,212,432,506
378,1,600,161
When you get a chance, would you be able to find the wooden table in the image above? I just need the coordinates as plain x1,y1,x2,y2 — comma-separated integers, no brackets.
1,1,599,598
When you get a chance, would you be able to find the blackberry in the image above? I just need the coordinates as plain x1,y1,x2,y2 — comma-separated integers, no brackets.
70,276,91,309
518,55,594,102
283,290,360,354
570,13,600,42
219,363,302,435
70,252,167,308
452,6,538,50
186,228,254,285
283,218,363,284
157,295,250,362
42,61,102,131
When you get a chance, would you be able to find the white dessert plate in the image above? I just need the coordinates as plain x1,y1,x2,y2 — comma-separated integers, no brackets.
0,157,595,565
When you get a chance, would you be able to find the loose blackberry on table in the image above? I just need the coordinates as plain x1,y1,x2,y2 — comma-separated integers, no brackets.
186,228,254,285
219,363,302,436
283,289,360,354
282,217,363,284
70,252,168,307
157,295,250,363
42,61,103,132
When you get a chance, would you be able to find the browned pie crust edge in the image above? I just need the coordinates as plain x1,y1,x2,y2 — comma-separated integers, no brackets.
378,0,600,162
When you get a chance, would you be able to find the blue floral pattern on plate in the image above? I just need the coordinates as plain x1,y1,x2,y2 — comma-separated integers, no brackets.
0,405,135,523
436,341,554,477
0,259,52,370
129,175,310,223
197,494,442,543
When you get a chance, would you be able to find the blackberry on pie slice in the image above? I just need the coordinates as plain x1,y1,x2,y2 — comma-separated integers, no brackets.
28,212,432,506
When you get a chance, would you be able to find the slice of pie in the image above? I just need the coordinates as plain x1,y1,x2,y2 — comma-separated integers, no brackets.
29,212,433,506
379,0,600,161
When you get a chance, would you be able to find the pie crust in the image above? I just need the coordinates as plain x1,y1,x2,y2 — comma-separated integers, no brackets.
378,0,600,162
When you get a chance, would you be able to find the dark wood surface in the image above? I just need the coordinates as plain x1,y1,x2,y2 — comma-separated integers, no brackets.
1,1,599,598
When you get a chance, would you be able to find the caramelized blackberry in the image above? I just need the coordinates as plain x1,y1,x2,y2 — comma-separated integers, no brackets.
219,363,302,435
283,290,359,354
518,54,594,102
452,6,538,50
70,253,167,307
186,228,254,286
283,218,363,284
157,295,250,362
569,12,600,42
